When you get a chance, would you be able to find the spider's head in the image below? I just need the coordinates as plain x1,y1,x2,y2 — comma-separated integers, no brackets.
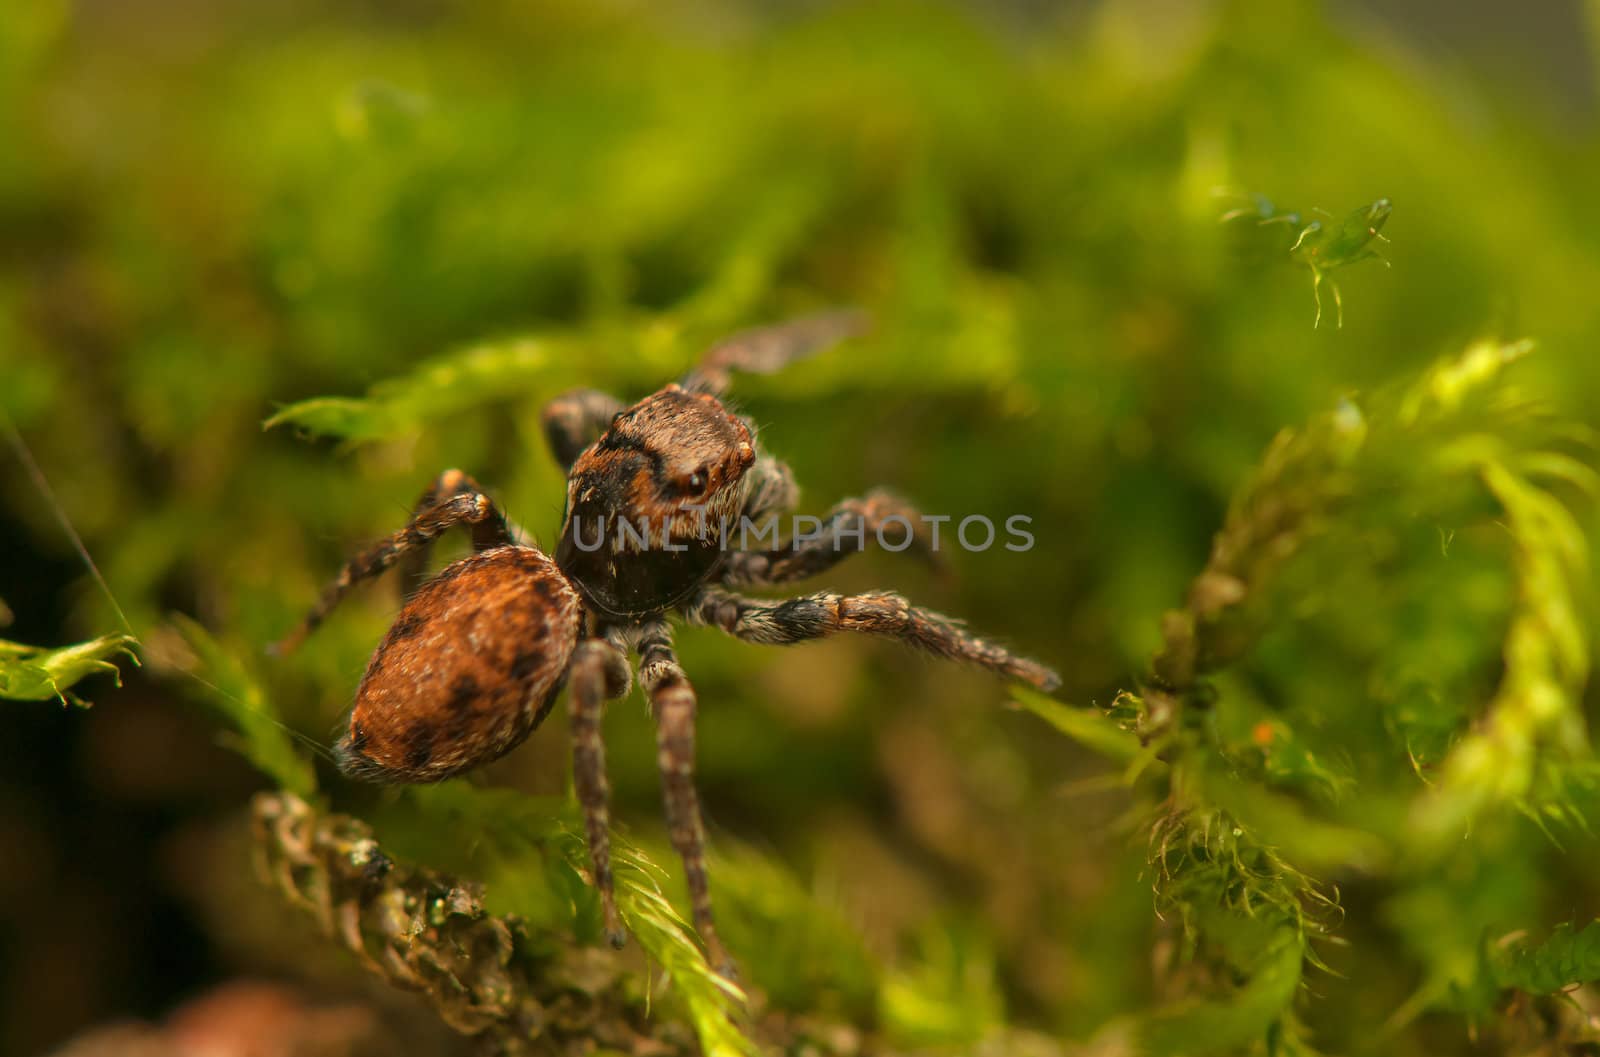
555,385,755,619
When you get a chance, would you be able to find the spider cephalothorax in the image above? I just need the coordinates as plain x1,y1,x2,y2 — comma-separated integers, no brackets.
555,384,757,620
277,311,1060,975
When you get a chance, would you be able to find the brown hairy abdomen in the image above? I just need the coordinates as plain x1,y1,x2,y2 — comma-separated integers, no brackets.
337,546,581,783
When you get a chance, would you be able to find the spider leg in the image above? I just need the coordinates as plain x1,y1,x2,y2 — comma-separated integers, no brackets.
541,388,626,472
682,309,869,396
635,619,734,976
723,488,943,588
396,469,521,596
738,455,799,525
686,586,1060,692
272,482,512,655
568,633,632,948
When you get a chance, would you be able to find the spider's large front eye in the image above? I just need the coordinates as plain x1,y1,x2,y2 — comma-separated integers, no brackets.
669,466,710,498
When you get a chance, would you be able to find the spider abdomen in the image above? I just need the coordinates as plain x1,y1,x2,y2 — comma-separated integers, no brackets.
335,545,582,784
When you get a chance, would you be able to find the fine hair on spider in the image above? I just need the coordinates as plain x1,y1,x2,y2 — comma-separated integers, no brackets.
274,310,1061,977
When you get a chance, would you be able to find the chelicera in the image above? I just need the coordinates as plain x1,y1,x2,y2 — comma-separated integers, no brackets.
275,312,1060,975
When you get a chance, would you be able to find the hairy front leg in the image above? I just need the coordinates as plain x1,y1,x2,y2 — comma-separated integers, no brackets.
635,620,734,976
273,483,512,655
682,309,868,396
396,469,517,596
736,455,799,527
541,388,625,471
568,634,632,948
687,586,1060,692
723,488,942,588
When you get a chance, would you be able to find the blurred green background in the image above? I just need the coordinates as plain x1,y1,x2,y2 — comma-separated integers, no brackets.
2,1,1599,1055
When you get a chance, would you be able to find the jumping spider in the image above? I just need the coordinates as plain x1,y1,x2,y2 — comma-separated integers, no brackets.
275,311,1060,974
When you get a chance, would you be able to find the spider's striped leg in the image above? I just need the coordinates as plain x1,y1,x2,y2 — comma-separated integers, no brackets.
541,388,625,472
635,619,734,977
722,488,942,588
396,469,520,596
682,309,868,396
568,632,633,948
272,484,511,655
687,586,1060,692
736,455,799,526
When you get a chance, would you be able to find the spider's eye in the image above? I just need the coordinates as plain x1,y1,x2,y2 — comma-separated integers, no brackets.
669,466,710,497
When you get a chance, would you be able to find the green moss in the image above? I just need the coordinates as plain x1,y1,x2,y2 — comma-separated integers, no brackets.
0,632,138,707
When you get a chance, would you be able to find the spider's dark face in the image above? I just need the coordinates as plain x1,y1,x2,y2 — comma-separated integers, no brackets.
555,384,756,620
